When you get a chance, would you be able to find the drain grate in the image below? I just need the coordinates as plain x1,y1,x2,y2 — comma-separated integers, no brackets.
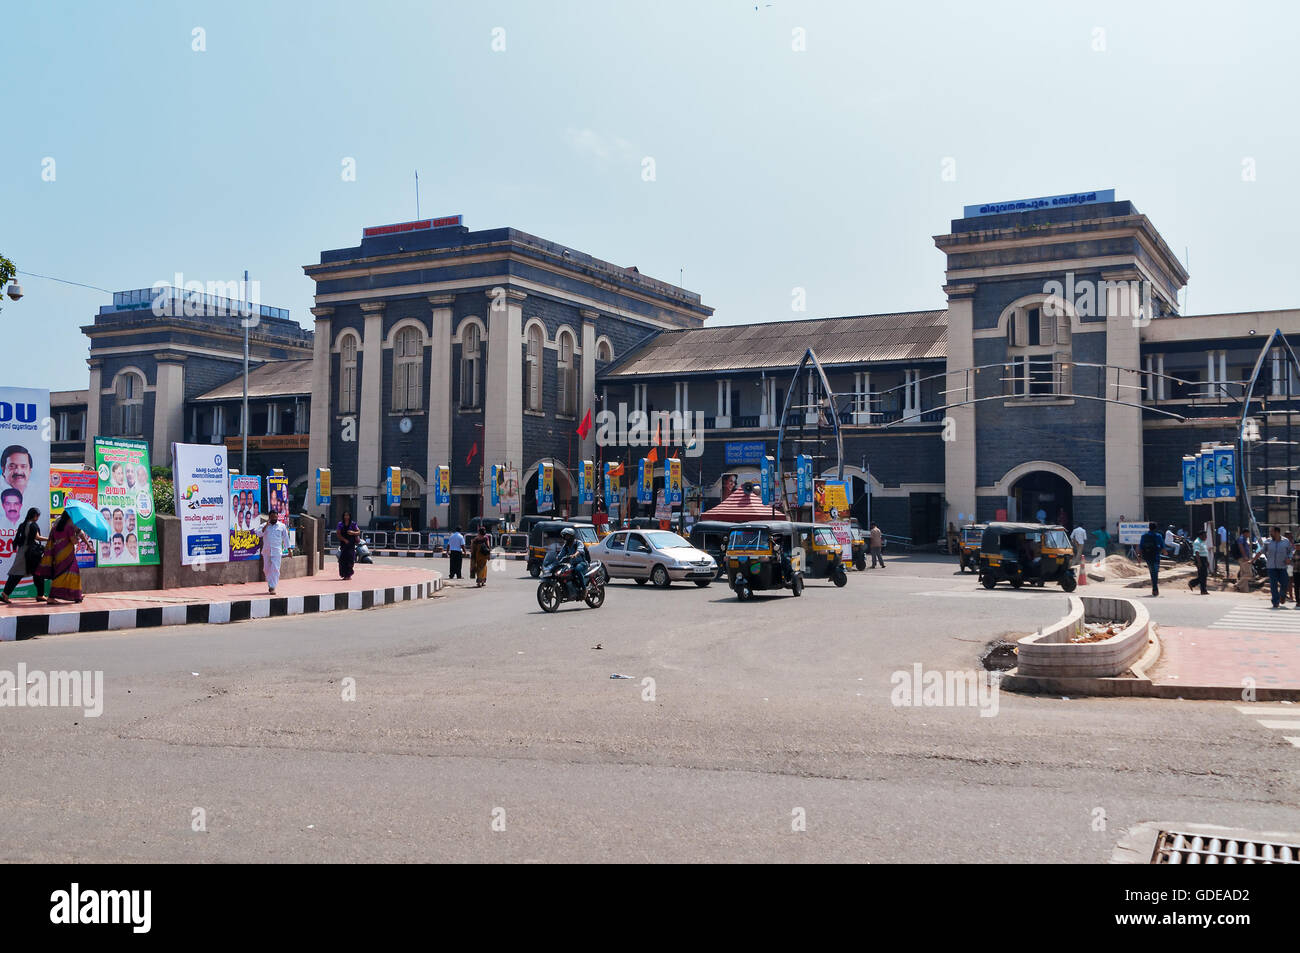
1153,829,1300,864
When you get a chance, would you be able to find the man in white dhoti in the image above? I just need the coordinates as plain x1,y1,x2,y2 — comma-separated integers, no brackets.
256,510,290,594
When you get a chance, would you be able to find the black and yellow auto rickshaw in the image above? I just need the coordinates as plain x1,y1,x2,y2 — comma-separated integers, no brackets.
848,523,867,571
977,522,1077,591
527,520,599,577
958,523,987,573
785,522,849,586
689,520,735,579
725,522,804,600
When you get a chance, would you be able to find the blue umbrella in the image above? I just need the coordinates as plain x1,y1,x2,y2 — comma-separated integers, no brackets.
62,498,110,541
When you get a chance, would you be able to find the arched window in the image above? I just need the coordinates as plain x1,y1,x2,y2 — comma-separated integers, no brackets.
557,330,577,416
392,326,424,411
596,339,613,364
1005,302,1072,397
115,371,144,436
526,324,543,412
339,334,359,413
460,322,481,409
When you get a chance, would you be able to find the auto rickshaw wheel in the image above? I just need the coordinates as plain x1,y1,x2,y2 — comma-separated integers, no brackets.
1009,577,1024,589
529,565,540,579
735,582,751,601
981,573,997,590
791,575,803,597
1060,573,1078,592
854,553,866,572
832,566,848,587
694,579,711,588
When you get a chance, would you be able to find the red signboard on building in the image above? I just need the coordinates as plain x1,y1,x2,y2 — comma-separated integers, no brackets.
362,215,462,238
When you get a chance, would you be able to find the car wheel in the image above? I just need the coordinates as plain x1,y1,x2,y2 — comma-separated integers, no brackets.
635,577,648,586
651,565,670,588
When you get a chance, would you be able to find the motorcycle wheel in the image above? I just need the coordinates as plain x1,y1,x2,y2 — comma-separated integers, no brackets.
536,581,560,613
584,581,606,609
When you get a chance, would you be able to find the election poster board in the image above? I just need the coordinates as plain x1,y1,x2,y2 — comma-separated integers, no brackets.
95,437,158,567
172,443,230,566
0,387,50,595
50,466,97,570
229,473,262,562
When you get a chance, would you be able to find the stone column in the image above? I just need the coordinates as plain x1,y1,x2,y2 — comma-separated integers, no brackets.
151,355,186,459
483,289,524,517
580,310,597,464
306,307,332,517
85,360,103,467
427,295,454,528
943,282,977,521
1103,268,1145,528
359,302,386,521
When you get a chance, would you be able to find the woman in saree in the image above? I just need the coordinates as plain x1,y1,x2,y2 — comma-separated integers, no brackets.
470,526,491,587
44,512,89,604
337,510,361,580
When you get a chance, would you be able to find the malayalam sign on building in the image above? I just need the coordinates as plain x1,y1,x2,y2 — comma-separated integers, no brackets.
172,443,230,566
94,437,158,566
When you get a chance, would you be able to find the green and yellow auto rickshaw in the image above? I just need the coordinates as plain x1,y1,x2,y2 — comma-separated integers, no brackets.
725,522,804,600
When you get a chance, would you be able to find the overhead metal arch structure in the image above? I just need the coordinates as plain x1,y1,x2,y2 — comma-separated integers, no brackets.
1235,328,1300,542
775,348,845,514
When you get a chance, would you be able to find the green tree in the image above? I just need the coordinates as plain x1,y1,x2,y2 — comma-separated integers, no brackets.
0,254,15,287
153,478,175,515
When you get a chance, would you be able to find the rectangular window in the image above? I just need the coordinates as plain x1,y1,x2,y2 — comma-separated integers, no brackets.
1027,308,1041,347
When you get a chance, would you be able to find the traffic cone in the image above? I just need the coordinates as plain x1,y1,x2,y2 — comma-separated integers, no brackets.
1078,556,1088,585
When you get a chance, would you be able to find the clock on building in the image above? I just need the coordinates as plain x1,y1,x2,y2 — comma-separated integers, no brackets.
399,416,413,434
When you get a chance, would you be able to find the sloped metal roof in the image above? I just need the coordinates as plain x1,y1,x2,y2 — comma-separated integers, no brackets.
599,310,948,379
192,360,313,401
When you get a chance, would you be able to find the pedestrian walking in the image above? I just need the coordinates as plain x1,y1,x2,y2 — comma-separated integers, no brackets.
1217,524,1228,564
1189,530,1210,595
256,510,290,594
1138,521,1163,596
1070,523,1087,565
42,512,88,604
1,507,47,604
869,522,885,568
336,510,360,581
1263,526,1292,608
1235,526,1254,593
946,522,958,555
1291,540,1300,608
470,526,490,587
447,527,465,579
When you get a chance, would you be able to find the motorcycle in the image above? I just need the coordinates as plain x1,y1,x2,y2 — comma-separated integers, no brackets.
356,538,374,564
536,553,606,613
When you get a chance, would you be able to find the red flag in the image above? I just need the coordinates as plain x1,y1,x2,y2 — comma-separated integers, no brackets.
466,441,478,466
646,447,658,464
608,462,625,477
577,408,592,440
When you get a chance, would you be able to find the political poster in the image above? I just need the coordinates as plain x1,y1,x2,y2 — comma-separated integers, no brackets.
315,467,331,507
172,443,230,566
539,462,554,512
1198,450,1215,501
0,388,50,595
435,465,451,505
1214,446,1236,500
94,437,158,567
796,454,813,507
267,474,290,521
665,458,682,505
814,479,850,523
500,467,520,516
1182,456,1199,504
229,474,262,562
50,466,97,570
580,460,595,505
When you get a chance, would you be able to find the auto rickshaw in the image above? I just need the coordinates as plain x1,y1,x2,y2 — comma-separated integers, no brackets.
977,522,1077,591
848,524,867,571
725,522,804,600
958,523,987,573
689,520,736,579
784,521,849,586
527,520,599,577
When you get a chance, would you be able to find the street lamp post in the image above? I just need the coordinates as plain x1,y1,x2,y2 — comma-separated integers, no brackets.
241,269,250,478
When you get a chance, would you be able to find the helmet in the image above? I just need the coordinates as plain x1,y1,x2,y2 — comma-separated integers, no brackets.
561,527,576,540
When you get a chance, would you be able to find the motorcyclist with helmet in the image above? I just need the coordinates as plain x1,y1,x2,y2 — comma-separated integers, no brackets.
556,527,589,599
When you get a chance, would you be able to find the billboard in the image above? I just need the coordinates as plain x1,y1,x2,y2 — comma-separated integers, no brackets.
814,479,850,523
637,459,652,504
172,443,230,566
1214,446,1236,500
49,467,97,570
435,465,451,505
489,464,501,508
94,437,158,567
267,474,290,522
315,467,331,506
538,461,554,512
796,454,813,507
0,388,50,594
665,458,682,505
499,467,520,516
580,460,595,505
1198,450,1215,501
386,466,401,507
1182,456,1198,504
760,455,774,505
229,473,262,562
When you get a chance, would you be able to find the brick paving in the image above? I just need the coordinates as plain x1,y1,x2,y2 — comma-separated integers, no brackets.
0,564,440,618
1150,624,1300,690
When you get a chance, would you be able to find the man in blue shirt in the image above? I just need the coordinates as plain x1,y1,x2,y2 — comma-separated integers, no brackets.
447,528,465,579
1138,521,1163,596
1262,526,1293,608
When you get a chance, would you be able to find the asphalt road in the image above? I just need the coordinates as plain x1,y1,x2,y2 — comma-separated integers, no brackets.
1,553,1296,863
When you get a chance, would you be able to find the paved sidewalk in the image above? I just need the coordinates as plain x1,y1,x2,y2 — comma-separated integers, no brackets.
0,565,442,640
1150,624,1300,693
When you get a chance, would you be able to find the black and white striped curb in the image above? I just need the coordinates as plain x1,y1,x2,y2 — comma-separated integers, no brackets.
0,579,441,642
369,549,526,560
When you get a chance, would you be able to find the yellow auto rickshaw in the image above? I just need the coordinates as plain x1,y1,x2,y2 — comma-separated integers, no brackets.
977,522,1077,592
786,521,849,586
958,523,987,573
725,522,804,600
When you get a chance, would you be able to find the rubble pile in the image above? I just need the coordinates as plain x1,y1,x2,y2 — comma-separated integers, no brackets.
1070,621,1125,644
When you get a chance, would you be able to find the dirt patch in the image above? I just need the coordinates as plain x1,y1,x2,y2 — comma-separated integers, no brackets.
980,638,1020,672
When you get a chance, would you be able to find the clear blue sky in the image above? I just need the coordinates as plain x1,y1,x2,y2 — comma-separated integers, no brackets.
4,0,1298,391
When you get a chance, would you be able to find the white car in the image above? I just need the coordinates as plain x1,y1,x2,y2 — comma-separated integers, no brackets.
590,529,717,587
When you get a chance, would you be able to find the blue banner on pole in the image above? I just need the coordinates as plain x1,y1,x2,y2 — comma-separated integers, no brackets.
760,455,774,506
1214,447,1236,500
796,454,813,507
1182,457,1198,504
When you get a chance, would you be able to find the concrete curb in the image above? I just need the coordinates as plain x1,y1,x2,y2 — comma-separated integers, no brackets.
0,578,442,642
